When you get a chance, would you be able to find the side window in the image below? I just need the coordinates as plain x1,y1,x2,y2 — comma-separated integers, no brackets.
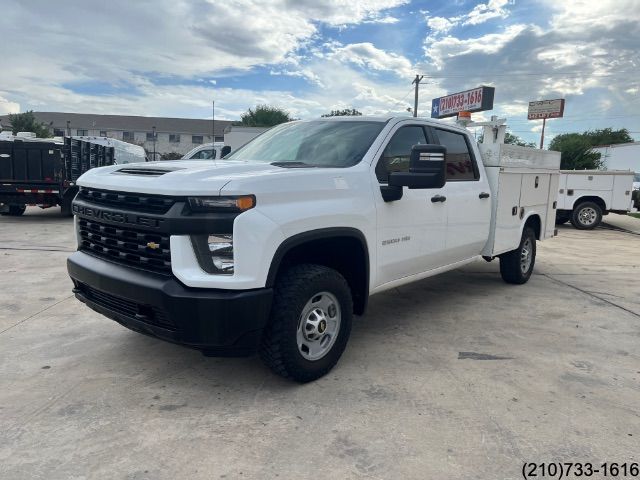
435,129,478,181
191,149,215,160
375,126,427,183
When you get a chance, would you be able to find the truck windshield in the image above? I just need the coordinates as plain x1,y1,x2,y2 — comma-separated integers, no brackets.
226,120,385,168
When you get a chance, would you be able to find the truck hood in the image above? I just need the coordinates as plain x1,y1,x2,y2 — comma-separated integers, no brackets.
76,160,290,196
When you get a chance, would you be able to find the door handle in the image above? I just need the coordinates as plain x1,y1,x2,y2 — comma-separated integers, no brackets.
431,195,446,203
479,192,490,199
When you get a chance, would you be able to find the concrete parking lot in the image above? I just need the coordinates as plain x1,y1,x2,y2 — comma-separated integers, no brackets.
1,208,638,480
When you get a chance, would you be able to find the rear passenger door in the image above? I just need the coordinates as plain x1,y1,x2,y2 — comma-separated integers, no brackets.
432,127,492,263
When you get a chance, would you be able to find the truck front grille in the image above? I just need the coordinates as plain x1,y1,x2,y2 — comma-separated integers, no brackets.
77,187,176,214
78,283,175,331
78,218,171,274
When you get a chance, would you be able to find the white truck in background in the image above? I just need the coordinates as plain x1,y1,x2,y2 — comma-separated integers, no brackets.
223,126,269,152
181,142,225,160
180,128,270,161
555,170,635,229
67,116,559,382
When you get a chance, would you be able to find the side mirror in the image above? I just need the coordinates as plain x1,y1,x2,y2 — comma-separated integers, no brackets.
389,144,447,189
221,145,231,157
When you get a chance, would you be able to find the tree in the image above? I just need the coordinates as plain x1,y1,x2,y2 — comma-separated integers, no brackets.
549,133,602,170
549,128,632,170
7,111,52,137
582,128,633,146
240,105,293,127
321,108,362,117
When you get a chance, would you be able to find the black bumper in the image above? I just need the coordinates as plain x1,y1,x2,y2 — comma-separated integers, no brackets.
67,251,273,356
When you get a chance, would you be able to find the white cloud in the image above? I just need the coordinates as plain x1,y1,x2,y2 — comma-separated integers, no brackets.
0,95,20,115
425,0,511,35
463,0,510,26
328,43,414,77
424,24,528,69
426,16,457,34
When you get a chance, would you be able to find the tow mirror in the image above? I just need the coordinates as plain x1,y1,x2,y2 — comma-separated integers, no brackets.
382,144,447,202
389,144,446,189
221,145,231,157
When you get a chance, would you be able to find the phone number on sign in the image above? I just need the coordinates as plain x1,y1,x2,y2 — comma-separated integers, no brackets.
522,462,639,479
439,89,483,114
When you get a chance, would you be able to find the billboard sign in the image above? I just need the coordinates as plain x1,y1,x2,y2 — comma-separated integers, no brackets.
431,86,495,119
527,99,565,120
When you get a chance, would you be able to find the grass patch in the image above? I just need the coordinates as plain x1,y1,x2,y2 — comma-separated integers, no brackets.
629,212,640,219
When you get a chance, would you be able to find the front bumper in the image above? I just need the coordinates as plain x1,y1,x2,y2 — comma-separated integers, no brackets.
68,251,273,356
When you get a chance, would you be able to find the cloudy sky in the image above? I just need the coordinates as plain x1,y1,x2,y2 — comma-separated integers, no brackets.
1,0,639,144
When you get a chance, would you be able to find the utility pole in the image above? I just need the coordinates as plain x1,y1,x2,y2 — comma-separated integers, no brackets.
212,100,215,144
412,75,424,117
152,125,156,162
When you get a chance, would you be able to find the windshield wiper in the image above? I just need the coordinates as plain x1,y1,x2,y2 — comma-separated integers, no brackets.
270,161,317,168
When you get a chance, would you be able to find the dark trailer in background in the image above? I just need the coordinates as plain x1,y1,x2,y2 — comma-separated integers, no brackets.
0,137,114,216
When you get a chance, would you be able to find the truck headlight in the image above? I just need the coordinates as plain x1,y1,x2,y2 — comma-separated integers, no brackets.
188,195,255,213
191,234,234,274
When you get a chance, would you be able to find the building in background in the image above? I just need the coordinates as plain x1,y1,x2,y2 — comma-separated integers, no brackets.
0,112,232,159
593,142,640,172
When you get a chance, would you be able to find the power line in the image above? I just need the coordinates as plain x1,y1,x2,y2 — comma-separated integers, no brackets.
417,70,637,79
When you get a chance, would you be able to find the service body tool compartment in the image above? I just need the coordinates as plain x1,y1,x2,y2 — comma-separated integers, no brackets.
558,170,634,212
480,143,560,257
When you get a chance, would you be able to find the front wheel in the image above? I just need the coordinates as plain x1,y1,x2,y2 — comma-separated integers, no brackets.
260,264,353,383
500,227,536,284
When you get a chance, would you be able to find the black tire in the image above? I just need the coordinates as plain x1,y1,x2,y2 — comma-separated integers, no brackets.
1,204,26,216
60,195,73,217
260,264,353,383
570,201,602,230
500,227,536,285
555,211,570,225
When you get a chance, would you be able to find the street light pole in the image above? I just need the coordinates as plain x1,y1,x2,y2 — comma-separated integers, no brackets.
212,100,215,144
152,125,156,162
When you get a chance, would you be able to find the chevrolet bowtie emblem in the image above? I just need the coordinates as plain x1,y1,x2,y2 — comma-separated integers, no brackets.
146,241,160,250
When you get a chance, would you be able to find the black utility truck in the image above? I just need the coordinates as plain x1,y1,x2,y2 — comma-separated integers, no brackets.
0,137,114,216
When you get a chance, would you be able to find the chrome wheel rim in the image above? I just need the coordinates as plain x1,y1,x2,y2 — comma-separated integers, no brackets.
520,237,533,274
297,291,341,361
578,207,597,226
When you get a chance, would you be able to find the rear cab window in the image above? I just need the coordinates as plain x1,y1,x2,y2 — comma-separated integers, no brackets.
432,128,479,181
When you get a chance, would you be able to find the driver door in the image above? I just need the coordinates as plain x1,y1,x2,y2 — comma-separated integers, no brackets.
372,123,447,285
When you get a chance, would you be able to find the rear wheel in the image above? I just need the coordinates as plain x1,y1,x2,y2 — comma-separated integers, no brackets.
570,201,602,230
500,227,536,285
260,264,353,383
1,204,26,216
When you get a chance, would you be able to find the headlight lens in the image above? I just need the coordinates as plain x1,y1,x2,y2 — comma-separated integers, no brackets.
188,195,255,213
191,234,234,275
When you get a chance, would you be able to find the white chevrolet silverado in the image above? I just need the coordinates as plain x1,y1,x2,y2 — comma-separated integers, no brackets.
67,116,560,382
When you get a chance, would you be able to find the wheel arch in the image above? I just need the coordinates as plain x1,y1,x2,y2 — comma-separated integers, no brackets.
266,228,370,315
522,213,542,240
572,195,607,213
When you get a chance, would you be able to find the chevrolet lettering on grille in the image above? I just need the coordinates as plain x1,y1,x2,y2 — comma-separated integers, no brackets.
72,204,164,229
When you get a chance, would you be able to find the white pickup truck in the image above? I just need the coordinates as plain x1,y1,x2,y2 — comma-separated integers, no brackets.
555,170,635,229
67,116,559,382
